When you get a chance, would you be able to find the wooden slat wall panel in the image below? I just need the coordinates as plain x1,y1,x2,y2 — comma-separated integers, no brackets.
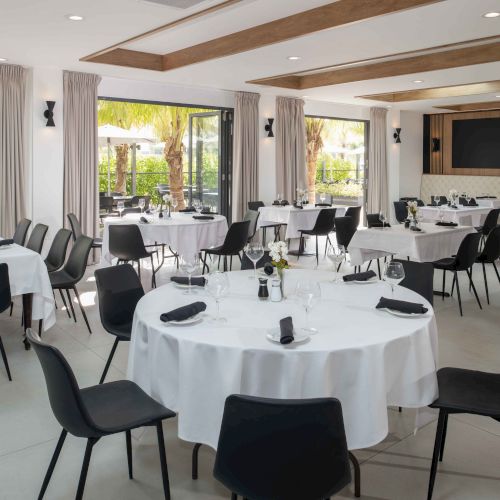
429,114,443,174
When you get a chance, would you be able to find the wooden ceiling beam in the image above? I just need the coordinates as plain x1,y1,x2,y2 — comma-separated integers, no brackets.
434,101,500,112
85,49,164,71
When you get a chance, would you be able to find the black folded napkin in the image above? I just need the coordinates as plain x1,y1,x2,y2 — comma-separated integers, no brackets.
436,221,458,227
410,226,422,232
279,316,294,345
376,297,428,315
343,270,377,282
263,262,275,276
139,216,149,224
171,276,206,287
0,239,14,247
467,199,478,206
193,215,214,220
293,203,303,209
272,201,281,206
160,301,207,322
476,196,497,199
370,222,391,228
145,209,152,214
180,207,196,213
281,200,289,206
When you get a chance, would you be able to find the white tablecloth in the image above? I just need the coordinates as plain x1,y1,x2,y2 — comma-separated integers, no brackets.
349,223,476,266
0,242,55,330
101,213,228,266
128,269,438,451
257,205,347,239
419,206,491,226
475,199,500,209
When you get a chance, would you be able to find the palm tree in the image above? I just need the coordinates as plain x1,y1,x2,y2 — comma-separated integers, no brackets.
306,117,325,203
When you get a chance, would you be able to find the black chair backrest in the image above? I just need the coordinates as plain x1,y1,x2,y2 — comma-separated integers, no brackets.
67,213,83,241
26,223,49,254
335,216,357,249
482,209,500,235
393,259,434,306
99,196,114,212
99,191,106,197
455,233,482,271
367,213,382,228
213,395,351,500
26,329,99,438
315,203,332,207
439,196,448,205
241,251,272,271
345,206,361,227
64,235,93,283
121,207,142,216
243,210,259,241
12,218,31,246
109,225,148,261
478,226,500,263
248,201,265,211
393,201,407,223
0,263,11,314
126,195,151,209
311,208,336,233
45,228,72,272
220,221,251,254
94,265,144,334
400,197,417,202
459,197,467,206
417,199,425,207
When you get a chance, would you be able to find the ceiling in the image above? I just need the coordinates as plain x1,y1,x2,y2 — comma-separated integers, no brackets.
1,0,500,112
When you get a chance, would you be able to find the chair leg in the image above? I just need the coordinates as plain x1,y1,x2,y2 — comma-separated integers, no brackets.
439,413,449,462
9,301,13,316
0,337,12,381
38,429,67,500
65,289,76,322
493,261,500,284
137,260,141,282
126,430,133,479
192,443,202,480
156,422,171,500
377,259,381,279
441,270,446,301
230,255,233,271
348,451,361,498
315,236,319,267
76,438,98,500
466,269,482,310
427,410,447,500
454,271,463,316
151,255,156,289
99,338,119,384
202,252,209,274
223,256,228,272
482,262,490,305
73,287,92,334
450,273,456,297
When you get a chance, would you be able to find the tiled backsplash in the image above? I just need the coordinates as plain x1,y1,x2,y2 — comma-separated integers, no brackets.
420,174,500,203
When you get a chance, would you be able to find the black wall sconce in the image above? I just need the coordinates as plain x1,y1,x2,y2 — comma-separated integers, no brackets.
431,137,441,152
393,128,401,144
264,118,274,138
44,101,55,127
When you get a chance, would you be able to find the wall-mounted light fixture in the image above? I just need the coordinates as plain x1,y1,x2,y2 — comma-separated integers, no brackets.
264,118,274,138
393,128,402,144
431,137,441,152
44,101,55,127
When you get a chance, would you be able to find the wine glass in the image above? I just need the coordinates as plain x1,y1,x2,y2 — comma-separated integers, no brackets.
117,201,125,217
295,280,321,334
245,242,264,280
138,198,145,213
379,211,387,229
277,193,282,204
437,207,444,223
180,254,200,294
465,193,471,206
383,261,405,297
193,200,203,214
172,197,178,213
320,192,326,203
206,271,230,324
434,194,440,206
327,245,345,283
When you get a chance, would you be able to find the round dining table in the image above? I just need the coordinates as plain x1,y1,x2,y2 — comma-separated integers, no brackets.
128,269,438,451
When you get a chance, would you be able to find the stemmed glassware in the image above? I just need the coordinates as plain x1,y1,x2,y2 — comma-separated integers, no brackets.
327,245,345,283
206,271,230,324
383,261,405,297
465,193,471,206
295,280,321,334
193,199,203,214
172,197,178,213
379,211,387,229
138,198,145,213
277,193,282,204
245,242,264,280
180,254,200,295
434,194,440,206
320,192,326,203
117,201,125,217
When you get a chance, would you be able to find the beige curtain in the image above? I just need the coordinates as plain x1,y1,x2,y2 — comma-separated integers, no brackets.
276,96,306,202
63,71,101,255
0,64,28,236
232,91,260,222
367,107,389,215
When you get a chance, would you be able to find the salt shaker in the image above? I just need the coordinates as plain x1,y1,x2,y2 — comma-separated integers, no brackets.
270,278,282,302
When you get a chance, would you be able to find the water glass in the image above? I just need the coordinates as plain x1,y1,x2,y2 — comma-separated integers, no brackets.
320,193,326,203
383,261,405,297
245,242,264,280
327,245,345,283
117,201,125,217
379,211,387,229
295,280,321,334
206,271,230,324
172,198,178,212
277,193,282,204
180,254,200,294
138,198,145,213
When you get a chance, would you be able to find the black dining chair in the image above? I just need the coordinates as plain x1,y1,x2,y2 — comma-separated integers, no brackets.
431,196,448,206
26,223,49,254
44,229,72,273
49,235,93,333
67,213,102,252
393,201,408,223
393,259,434,305
298,208,336,266
125,195,150,209
201,221,250,273
431,233,482,316
367,213,390,228
26,328,175,500
213,395,352,500
243,210,259,243
335,216,359,273
0,264,13,381
99,196,115,216
345,206,361,228
108,225,158,288
94,265,145,384
475,226,500,305
12,218,31,246
248,201,282,245
427,366,500,500
121,207,142,216
475,208,500,246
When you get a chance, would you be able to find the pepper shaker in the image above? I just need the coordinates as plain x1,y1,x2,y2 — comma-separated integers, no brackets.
258,278,269,300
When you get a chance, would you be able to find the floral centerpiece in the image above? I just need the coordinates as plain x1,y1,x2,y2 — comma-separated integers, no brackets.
296,188,308,206
268,241,289,295
407,200,418,219
163,194,173,218
448,189,459,208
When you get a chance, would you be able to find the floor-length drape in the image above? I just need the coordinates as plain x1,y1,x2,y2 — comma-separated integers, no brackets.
367,107,389,216
232,91,260,222
63,71,101,257
0,64,28,236
276,97,307,202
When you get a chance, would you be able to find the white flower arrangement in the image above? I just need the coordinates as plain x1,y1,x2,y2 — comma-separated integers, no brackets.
448,189,458,201
163,194,172,206
268,241,289,270
407,200,418,218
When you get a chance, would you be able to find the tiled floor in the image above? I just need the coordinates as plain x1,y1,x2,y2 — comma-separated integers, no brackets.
1,239,500,499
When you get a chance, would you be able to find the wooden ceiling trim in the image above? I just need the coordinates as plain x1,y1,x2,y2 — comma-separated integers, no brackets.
434,101,500,112
86,49,164,71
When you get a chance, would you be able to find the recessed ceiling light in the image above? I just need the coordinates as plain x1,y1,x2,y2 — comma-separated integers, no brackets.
66,14,84,21
483,12,500,18
287,56,301,61
386,105,392,109
413,79,424,83
302,95,309,98
0,58,7,62
496,95,500,98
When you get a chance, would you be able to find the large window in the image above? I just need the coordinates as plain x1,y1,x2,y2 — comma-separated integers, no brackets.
305,116,368,206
